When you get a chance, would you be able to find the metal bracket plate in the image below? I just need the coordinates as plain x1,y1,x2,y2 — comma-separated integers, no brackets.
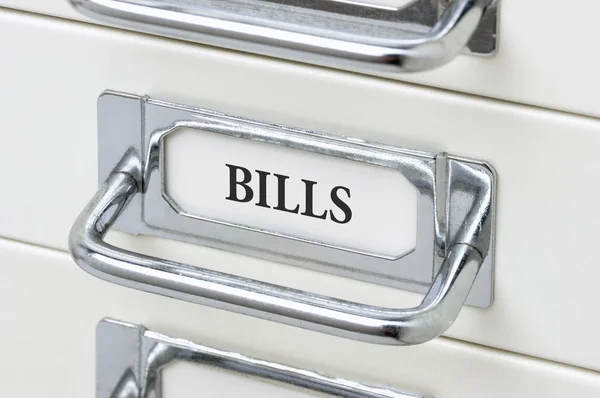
98,90,495,307
260,0,499,55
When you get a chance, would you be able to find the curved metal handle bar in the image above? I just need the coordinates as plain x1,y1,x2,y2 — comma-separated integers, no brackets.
69,0,489,72
70,159,486,345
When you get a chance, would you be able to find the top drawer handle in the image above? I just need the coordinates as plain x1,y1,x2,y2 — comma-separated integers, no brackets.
69,0,492,72
69,148,491,345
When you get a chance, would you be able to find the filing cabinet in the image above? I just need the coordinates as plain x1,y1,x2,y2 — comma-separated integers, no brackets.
1,1,600,397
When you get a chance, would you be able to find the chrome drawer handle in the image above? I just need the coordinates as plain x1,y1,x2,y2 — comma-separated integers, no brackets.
69,0,494,73
69,146,492,345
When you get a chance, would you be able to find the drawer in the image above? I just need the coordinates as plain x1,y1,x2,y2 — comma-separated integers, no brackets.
2,8,600,371
2,237,600,398
1,1,599,118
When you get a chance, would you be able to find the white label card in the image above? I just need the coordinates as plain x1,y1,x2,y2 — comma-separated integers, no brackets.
164,128,418,259
162,362,326,398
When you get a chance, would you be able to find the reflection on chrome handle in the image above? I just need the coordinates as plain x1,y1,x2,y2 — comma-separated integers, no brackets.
69,150,490,345
69,0,491,73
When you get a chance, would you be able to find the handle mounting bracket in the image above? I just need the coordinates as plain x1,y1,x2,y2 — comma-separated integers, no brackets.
69,91,496,346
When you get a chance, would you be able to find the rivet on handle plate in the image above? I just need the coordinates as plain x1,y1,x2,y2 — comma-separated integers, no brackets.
69,90,496,345
68,0,498,73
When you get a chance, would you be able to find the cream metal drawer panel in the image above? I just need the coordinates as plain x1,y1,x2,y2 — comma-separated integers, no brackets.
1,1,600,118
2,9,600,370
2,238,600,398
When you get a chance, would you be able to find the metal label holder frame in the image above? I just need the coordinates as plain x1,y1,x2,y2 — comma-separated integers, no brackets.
98,318,428,398
97,90,495,308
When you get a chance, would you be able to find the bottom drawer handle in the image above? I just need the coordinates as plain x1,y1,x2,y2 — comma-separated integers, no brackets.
98,318,426,398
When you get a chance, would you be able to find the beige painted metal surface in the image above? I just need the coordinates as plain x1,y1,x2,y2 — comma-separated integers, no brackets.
2,238,600,397
1,1,600,117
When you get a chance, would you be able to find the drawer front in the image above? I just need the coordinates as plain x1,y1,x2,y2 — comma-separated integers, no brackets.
1,1,600,118
2,9,600,371
2,238,600,398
